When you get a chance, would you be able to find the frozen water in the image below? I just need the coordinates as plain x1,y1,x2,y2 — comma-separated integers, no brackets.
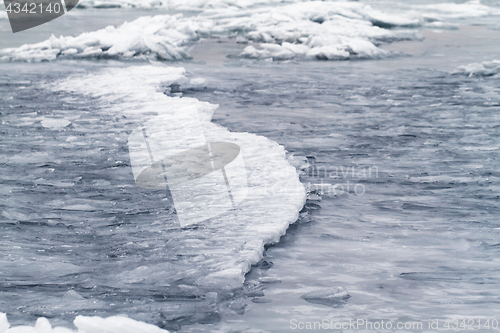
2,0,500,332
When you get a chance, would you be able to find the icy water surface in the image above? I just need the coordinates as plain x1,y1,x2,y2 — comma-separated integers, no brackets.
178,60,500,332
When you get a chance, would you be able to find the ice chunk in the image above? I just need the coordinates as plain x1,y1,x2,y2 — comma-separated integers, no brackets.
453,60,500,77
34,318,52,333
41,118,71,128
0,314,171,333
301,287,351,308
187,78,207,90
0,313,10,333
62,290,85,301
74,315,169,333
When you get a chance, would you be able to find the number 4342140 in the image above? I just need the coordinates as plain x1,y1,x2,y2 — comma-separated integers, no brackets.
444,319,499,330
5,2,62,14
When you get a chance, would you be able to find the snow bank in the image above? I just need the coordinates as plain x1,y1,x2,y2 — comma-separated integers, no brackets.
0,15,201,62
0,2,416,62
0,313,169,333
453,60,500,77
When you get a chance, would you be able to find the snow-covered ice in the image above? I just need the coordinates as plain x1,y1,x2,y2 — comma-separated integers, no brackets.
0,2,416,62
0,15,198,61
2,0,500,62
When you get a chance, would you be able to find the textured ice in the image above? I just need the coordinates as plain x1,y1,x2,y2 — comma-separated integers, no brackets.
453,59,500,77
0,313,169,333
0,2,417,62
3,0,500,62
235,2,409,60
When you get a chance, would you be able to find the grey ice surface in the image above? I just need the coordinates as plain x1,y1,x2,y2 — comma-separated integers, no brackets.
1,5,500,333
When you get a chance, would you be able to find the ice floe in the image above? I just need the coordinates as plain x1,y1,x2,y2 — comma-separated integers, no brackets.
49,63,305,306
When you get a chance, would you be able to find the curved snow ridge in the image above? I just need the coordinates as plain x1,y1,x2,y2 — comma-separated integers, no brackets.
0,313,169,333
51,64,305,291
0,2,419,62
452,60,500,77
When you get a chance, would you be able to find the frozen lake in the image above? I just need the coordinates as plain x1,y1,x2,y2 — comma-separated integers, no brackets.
1,1,500,332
